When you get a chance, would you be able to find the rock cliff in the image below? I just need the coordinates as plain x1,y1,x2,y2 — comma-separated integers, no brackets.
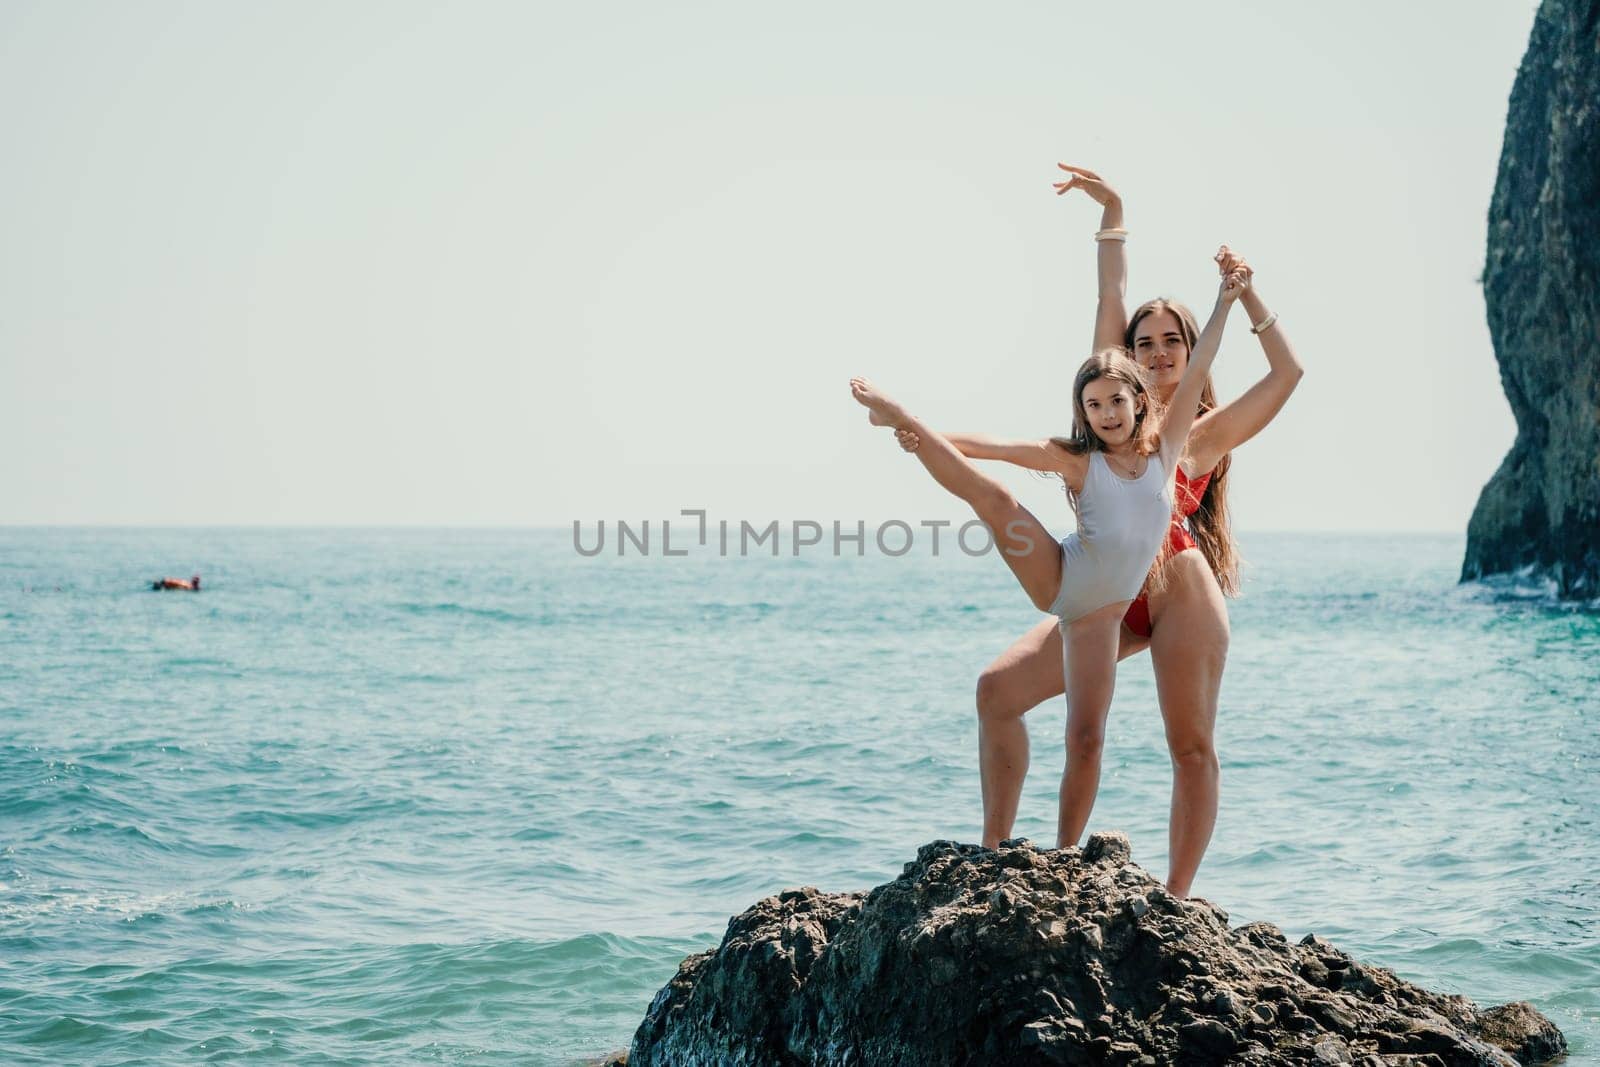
627,835,1565,1066
1463,0,1600,596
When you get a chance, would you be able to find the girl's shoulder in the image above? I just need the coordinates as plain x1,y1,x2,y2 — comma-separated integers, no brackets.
1045,436,1090,468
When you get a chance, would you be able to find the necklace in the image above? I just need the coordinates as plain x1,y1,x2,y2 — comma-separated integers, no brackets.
1106,451,1142,478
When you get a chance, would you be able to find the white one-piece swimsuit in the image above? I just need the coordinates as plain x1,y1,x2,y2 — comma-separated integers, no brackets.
1048,451,1173,624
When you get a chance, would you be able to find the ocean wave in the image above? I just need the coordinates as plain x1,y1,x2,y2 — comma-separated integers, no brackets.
392,602,540,625
0,887,249,926
754,830,861,851
1459,568,1600,612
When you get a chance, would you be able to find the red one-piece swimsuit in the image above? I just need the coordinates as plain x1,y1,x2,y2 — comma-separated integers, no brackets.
1122,464,1213,638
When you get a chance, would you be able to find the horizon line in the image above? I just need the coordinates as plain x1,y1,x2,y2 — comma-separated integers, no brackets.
0,523,1468,536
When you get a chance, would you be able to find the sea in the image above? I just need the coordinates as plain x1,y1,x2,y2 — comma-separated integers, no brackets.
1,527,1595,1064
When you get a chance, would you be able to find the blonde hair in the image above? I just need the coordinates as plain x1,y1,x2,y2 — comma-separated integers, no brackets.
1127,299,1240,596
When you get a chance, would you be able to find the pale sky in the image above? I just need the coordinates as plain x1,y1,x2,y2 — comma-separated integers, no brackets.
0,0,1540,531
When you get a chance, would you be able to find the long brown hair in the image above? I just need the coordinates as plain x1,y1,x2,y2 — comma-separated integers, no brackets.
1126,299,1240,596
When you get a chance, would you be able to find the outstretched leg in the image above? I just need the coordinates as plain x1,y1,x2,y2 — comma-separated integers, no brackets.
1055,601,1127,848
850,377,1061,611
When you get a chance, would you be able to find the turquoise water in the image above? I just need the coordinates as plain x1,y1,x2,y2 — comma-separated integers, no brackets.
1,528,1595,1064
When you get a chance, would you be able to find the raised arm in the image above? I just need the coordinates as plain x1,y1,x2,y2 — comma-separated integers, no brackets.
1054,164,1127,352
1186,256,1304,473
1159,259,1244,469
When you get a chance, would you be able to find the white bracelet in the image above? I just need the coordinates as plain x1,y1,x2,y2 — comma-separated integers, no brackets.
1094,229,1128,243
1250,311,1279,335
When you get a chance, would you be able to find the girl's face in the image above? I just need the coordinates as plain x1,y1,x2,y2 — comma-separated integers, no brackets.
1080,377,1142,447
1131,309,1189,398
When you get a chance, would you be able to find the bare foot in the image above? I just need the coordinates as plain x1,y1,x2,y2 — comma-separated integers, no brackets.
849,377,910,428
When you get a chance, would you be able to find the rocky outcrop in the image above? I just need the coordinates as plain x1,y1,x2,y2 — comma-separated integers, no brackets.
628,834,1566,1066
1463,0,1600,597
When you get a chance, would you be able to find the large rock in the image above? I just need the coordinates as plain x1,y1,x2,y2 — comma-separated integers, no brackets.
628,835,1566,1066
1463,0,1600,597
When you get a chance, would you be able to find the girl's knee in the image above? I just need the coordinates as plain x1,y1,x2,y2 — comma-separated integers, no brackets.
1169,736,1219,773
972,484,1018,526
1065,724,1105,760
976,669,1024,724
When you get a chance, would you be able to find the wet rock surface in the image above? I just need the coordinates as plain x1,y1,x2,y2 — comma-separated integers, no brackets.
1463,0,1600,598
627,835,1566,1066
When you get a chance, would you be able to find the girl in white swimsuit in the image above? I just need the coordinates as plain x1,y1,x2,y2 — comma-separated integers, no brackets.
848,251,1245,848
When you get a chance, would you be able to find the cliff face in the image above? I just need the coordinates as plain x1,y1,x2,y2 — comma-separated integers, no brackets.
1463,0,1600,596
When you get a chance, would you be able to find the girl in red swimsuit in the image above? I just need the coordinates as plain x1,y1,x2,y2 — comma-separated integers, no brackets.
898,166,1304,897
